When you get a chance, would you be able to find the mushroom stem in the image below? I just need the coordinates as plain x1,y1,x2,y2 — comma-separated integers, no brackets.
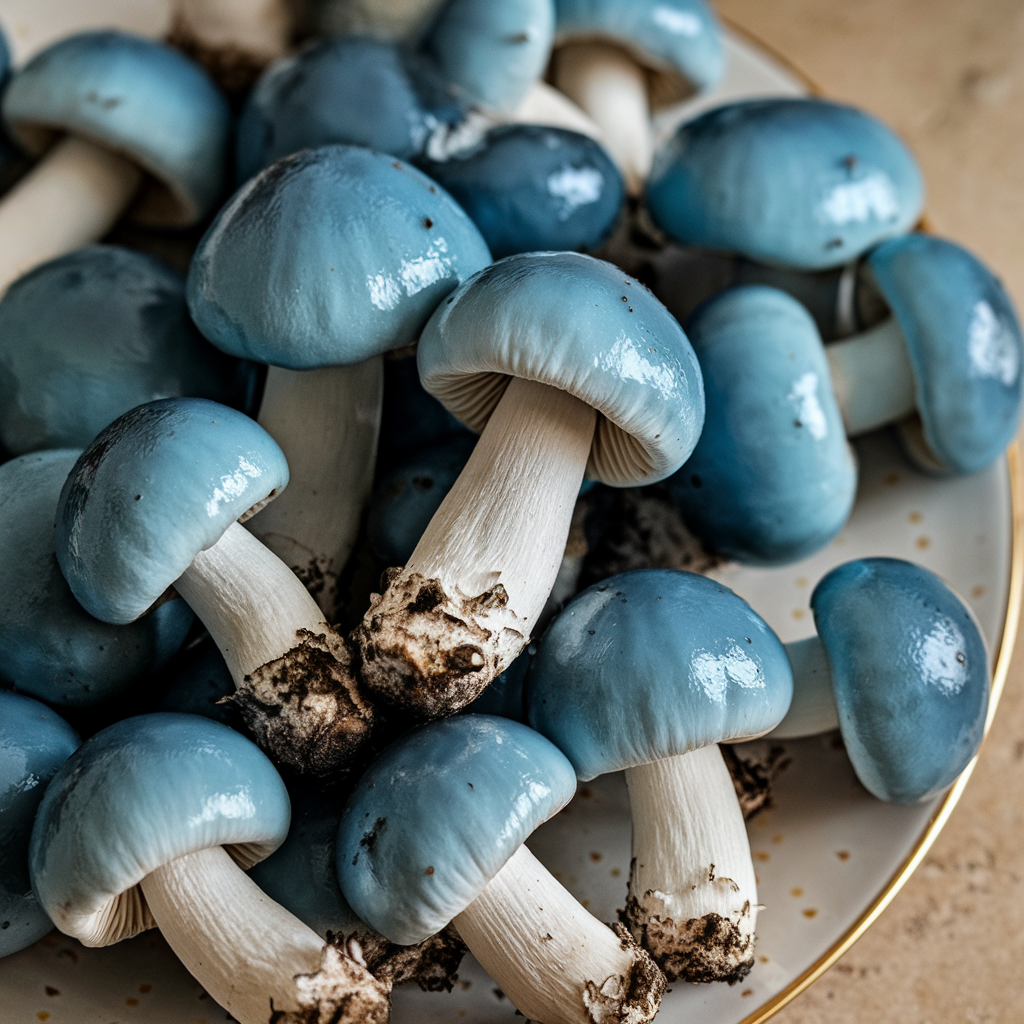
509,80,608,146
552,41,653,195
825,315,917,436
768,636,839,739
624,745,758,983
175,521,373,776
0,135,142,294
140,845,390,1024
171,0,290,64
246,359,384,621
454,844,665,1024
356,376,596,717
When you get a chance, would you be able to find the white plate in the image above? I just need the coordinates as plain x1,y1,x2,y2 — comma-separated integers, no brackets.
0,22,1020,1024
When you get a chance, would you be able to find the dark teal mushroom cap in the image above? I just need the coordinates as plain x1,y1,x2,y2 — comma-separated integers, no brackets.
28,714,290,943
425,0,555,112
0,450,193,707
647,98,924,270
667,286,856,564
3,31,230,226
188,145,492,370
0,692,79,958
867,234,1023,474
812,558,989,803
417,251,705,486
337,715,576,945
156,635,242,731
419,124,624,259
527,570,792,780
55,398,289,625
554,0,724,92
0,246,254,456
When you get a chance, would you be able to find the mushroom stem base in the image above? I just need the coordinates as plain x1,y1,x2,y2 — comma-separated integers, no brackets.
140,845,390,1024
455,844,665,1024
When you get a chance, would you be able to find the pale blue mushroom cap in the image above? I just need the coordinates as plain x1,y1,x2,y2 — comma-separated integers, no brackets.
867,234,1024,474
647,98,924,270
3,31,230,226
0,692,79,958
189,145,492,370
337,715,576,944
812,558,989,803
527,569,793,780
0,450,193,707
419,124,624,259
0,246,256,456
29,713,290,943
55,398,289,625
667,286,856,564
425,0,555,112
417,251,705,486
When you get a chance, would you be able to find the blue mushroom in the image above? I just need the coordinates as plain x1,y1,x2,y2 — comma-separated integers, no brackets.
528,569,792,981
54,397,374,778
0,692,79,958
0,449,193,708
353,251,705,719
0,31,229,292
337,714,665,1022
156,634,243,730
768,558,989,804
647,98,925,270
0,246,257,456
28,713,389,1024
419,123,624,259
666,285,857,565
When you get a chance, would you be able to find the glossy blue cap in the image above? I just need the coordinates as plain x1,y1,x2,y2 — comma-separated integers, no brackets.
189,145,492,370
867,234,1024,474
56,398,289,625
647,98,924,270
4,31,230,226
337,715,576,944
812,558,989,803
527,569,793,779
667,286,856,564
417,251,705,486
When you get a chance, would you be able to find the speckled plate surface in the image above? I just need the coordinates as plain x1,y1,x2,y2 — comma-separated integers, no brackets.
0,18,1020,1024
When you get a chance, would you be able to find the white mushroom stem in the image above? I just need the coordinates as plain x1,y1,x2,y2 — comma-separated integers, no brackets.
552,41,654,195
624,745,758,983
246,360,384,621
172,0,290,63
0,135,142,294
175,521,373,777
357,376,596,716
454,844,664,1024
768,636,840,739
509,80,609,147
825,315,917,436
140,845,389,1024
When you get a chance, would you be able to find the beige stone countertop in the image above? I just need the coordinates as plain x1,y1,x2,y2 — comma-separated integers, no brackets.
716,2,1024,1021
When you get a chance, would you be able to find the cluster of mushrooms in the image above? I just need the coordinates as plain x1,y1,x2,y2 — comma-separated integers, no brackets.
0,1,1020,1022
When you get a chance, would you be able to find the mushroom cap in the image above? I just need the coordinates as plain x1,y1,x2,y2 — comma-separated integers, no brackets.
3,31,230,227
156,635,244,731
0,692,79,958
554,0,724,94
0,246,256,456
866,234,1024,474
337,715,576,945
417,251,705,486
646,98,924,271
29,713,290,945
424,0,555,112
461,647,531,721
419,124,624,259
527,569,792,780
56,397,289,625
811,557,989,803
188,145,492,370
236,37,467,184
0,450,194,708
667,286,856,564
